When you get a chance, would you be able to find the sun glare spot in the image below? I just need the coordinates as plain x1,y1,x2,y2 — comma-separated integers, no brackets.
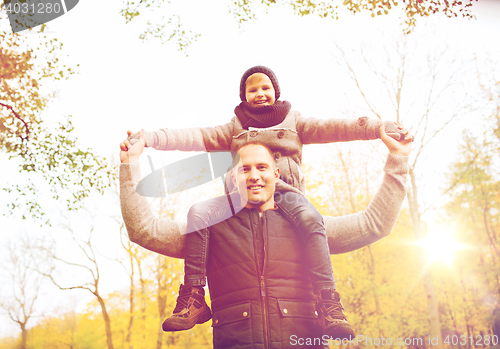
419,230,463,264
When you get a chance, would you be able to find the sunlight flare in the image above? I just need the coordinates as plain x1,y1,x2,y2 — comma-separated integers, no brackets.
419,229,464,264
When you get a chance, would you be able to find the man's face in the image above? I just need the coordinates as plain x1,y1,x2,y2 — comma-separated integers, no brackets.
245,73,276,106
232,144,279,212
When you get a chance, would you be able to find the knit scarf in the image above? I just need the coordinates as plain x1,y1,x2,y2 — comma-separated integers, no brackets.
235,101,291,130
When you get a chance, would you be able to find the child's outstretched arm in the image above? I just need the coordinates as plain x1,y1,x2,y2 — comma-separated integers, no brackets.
296,114,405,144
119,126,411,259
125,119,236,152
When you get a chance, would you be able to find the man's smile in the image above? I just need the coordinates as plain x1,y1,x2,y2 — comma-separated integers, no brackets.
248,184,264,191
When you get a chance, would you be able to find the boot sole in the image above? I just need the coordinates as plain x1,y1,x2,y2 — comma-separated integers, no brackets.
162,308,212,332
324,323,355,340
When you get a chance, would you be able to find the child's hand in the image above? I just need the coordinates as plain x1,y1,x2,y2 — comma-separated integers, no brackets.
127,130,156,148
383,120,405,141
127,131,141,146
380,122,412,157
120,130,145,163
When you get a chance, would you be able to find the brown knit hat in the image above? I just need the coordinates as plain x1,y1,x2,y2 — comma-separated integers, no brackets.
239,66,281,102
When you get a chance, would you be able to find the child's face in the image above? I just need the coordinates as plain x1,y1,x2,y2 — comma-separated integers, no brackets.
245,73,275,106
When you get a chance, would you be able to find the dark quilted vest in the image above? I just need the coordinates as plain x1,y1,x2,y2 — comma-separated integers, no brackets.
207,206,326,349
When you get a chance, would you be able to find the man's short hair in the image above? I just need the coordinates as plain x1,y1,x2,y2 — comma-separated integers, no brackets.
231,142,278,170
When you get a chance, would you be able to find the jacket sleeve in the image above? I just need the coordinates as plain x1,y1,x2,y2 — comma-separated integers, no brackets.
295,114,382,144
324,153,409,254
120,161,187,259
154,119,235,152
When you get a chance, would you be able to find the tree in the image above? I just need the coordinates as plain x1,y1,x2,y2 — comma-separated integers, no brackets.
314,145,387,336
37,219,116,349
120,0,477,52
443,66,500,341
305,144,429,344
331,28,477,348
130,245,150,349
117,222,138,349
1,8,116,224
0,235,50,349
151,190,211,349
108,177,217,348
27,309,80,349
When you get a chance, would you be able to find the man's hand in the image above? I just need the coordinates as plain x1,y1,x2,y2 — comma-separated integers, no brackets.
120,130,145,163
380,122,412,157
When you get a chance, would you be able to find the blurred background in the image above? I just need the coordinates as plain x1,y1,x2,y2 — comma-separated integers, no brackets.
1,0,500,348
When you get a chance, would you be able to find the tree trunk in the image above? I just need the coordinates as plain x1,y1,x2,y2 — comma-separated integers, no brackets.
156,325,164,349
96,293,115,349
445,291,462,349
156,256,168,349
339,148,384,338
407,169,443,349
135,258,147,349
367,245,383,337
20,323,27,349
126,251,135,349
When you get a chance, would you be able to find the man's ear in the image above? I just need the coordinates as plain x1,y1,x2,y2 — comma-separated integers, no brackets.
274,167,280,180
231,170,237,186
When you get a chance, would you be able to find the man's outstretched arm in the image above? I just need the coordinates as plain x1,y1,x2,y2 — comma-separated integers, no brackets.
324,153,409,254
120,130,186,259
324,122,412,254
120,152,408,258
120,161,187,258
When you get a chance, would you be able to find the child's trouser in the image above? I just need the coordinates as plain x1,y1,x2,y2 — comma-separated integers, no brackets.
183,191,336,293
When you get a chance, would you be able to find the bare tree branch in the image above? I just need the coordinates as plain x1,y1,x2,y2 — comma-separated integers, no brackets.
0,101,30,141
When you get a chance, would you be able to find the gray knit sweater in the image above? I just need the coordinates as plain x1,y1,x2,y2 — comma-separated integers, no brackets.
120,153,409,259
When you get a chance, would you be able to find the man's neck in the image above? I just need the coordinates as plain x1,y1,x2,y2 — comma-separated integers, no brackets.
245,199,276,214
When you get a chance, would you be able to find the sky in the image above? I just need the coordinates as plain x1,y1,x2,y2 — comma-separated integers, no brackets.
1,0,500,340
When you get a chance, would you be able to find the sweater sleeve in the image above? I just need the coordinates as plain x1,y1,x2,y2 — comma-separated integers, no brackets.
153,119,235,152
120,161,187,259
296,114,383,144
325,153,409,254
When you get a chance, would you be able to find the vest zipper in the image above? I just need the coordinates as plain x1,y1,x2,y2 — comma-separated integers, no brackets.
261,275,269,349
261,213,270,349
251,209,270,349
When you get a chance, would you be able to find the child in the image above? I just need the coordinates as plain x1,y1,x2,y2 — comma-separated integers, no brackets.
125,66,404,339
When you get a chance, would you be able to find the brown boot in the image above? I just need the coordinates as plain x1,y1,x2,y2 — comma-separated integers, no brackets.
316,289,355,340
162,284,212,331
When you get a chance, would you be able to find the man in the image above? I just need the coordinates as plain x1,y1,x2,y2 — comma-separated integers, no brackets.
119,124,411,348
